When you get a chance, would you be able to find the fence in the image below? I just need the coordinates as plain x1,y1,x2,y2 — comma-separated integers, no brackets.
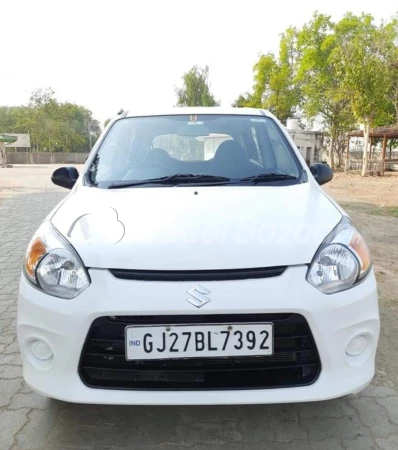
346,159,398,174
5,152,88,165
348,150,398,160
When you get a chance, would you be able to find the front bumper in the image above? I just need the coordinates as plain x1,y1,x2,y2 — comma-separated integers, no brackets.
17,266,379,405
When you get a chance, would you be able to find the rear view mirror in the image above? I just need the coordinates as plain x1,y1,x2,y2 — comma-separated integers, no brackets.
51,167,79,189
310,163,333,186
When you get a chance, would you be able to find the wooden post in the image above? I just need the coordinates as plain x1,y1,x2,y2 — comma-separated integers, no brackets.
345,135,350,173
381,135,387,176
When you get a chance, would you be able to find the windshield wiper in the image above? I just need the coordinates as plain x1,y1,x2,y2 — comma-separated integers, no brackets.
240,173,297,184
107,174,231,189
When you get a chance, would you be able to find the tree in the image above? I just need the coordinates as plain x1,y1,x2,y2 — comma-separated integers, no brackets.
232,93,253,108
334,13,397,176
387,46,398,123
296,13,356,169
233,28,301,124
29,88,56,107
0,89,101,153
175,66,219,107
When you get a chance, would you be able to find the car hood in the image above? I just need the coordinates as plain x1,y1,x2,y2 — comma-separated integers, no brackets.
51,184,342,270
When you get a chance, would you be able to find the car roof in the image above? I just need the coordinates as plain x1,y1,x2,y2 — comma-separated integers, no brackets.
123,107,270,118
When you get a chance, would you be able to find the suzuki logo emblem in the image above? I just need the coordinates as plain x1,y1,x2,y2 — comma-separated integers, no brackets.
186,285,211,308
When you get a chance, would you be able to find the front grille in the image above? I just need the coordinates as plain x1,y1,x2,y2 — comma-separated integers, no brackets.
79,314,321,390
109,266,287,282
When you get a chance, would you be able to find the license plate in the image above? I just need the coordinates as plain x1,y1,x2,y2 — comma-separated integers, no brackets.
125,323,273,360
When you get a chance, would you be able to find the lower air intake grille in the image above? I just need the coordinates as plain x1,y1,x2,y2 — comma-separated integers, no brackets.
79,314,321,390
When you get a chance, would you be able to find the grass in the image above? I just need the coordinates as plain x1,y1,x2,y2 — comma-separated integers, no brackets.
386,207,398,218
339,202,398,218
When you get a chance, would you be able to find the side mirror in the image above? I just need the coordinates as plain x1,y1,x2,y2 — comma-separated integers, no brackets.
51,167,79,189
310,163,333,186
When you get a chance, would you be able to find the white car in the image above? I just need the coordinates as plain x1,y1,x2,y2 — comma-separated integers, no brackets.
17,107,379,405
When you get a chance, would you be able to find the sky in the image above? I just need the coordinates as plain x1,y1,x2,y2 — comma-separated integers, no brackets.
1,0,397,125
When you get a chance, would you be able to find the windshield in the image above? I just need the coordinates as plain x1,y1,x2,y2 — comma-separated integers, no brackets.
88,114,303,187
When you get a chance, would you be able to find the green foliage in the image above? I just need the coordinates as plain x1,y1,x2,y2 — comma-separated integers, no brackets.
0,88,101,153
175,66,219,107
233,11,398,174
296,13,355,133
333,14,397,127
295,13,357,167
233,28,301,124
232,93,253,108
387,45,398,123
331,14,398,174
234,12,398,127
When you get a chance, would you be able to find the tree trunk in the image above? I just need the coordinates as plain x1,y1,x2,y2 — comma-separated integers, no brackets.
0,143,5,167
361,123,370,177
329,135,335,170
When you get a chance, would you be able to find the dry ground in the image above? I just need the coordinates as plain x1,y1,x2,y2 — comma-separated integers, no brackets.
0,165,84,199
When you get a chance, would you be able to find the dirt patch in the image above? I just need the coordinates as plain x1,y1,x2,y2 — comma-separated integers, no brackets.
324,171,398,207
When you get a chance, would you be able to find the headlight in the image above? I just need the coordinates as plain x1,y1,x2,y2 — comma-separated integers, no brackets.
307,216,371,294
24,222,90,299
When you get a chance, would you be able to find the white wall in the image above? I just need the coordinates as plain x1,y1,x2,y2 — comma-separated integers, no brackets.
286,129,324,164
2,133,31,148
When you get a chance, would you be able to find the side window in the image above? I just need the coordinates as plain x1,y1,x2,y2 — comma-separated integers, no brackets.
94,120,136,180
266,123,299,175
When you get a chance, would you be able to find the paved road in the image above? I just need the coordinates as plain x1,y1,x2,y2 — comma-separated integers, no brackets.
0,189,398,450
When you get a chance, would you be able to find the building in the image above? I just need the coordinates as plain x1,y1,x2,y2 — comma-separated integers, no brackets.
2,133,31,152
285,120,324,165
0,134,18,166
287,129,324,165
